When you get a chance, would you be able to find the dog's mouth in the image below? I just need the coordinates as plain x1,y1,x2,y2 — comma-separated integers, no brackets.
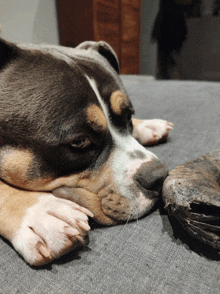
52,184,161,225
52,156,168,225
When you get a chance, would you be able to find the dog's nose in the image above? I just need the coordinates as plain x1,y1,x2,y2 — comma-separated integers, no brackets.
135,160,169,192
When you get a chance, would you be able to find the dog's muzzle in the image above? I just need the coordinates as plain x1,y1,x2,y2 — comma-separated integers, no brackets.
52,157,168,225
101,159,169,222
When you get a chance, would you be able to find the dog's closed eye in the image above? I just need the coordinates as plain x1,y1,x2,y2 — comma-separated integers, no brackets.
70,137,91,149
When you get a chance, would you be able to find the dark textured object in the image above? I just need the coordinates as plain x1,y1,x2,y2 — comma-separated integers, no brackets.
163,149,220,249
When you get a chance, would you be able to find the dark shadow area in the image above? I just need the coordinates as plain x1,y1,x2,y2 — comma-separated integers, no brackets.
160,209,220,261
151,0,220,80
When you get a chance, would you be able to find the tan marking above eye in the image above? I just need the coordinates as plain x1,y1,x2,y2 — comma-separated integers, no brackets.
86,104,107,131
110,91,129,115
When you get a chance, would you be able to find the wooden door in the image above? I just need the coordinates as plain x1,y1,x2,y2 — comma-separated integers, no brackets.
56,0,140,74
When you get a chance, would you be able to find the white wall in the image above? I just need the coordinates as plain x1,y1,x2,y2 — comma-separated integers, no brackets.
0,0,59,44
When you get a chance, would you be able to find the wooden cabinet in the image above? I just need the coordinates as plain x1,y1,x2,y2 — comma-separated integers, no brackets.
56,0,140,74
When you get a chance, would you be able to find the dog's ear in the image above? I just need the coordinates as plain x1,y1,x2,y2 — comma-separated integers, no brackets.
76,41,120,74
0,38,20,70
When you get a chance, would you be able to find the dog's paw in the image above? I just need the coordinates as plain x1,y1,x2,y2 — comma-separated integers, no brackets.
132,118,173,146
11,194,93,266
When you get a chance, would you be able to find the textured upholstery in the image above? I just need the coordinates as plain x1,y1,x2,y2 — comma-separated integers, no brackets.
1,76,220,293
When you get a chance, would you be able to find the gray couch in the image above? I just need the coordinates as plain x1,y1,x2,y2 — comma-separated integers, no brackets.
1,76,220,293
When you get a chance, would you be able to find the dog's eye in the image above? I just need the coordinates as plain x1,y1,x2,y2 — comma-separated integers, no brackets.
128,113,132,123
127,113,133,132
70,137,91,149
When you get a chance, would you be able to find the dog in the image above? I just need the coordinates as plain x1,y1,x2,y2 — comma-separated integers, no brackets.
0,38,172,266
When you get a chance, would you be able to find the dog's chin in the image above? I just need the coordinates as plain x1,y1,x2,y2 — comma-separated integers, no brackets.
52,186,159,226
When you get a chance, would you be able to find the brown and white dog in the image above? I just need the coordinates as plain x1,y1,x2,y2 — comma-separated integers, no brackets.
0,38,172,266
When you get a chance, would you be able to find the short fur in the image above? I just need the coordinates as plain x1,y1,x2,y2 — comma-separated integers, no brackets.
0,38,172,265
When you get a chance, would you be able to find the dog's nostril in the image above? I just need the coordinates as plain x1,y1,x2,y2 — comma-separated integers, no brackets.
147,176,165,192
136,161,169,192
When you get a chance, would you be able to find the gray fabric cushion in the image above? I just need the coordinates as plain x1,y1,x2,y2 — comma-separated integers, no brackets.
1,76,220,293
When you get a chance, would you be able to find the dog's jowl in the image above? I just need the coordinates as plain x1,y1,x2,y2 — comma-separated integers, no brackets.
0,38,172,265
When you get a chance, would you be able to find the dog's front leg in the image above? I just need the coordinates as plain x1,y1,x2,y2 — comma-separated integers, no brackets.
0,181,93,266
132,118,173,146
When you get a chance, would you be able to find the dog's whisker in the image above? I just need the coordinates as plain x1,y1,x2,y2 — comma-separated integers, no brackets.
119,213,131,233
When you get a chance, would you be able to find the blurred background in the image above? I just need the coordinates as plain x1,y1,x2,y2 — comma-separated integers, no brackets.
0,0,220,80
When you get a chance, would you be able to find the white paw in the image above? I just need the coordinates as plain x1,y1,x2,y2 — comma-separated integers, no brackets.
133,119,173,146
11,194,93,266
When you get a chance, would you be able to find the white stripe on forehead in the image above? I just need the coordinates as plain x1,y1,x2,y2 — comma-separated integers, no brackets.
85,75,110,127
85,74,158,158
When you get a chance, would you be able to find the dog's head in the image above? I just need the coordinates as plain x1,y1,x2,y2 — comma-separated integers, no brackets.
0,38,168,225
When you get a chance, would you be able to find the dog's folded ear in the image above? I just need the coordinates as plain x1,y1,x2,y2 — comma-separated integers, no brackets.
76,41,120,74
0,38,20,70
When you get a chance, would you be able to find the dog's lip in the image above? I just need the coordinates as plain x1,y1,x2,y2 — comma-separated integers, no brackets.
52,186,81,203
